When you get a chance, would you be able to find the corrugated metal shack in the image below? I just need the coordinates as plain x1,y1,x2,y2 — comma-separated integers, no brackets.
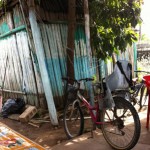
0,0,98,124
0,0,137,125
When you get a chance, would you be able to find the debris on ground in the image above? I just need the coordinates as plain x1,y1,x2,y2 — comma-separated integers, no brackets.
19,105,37,123
32,118,50,123
28,122,41,128
8,114,20,121
0,98,52,128
43,114,50,120
1,98,25,118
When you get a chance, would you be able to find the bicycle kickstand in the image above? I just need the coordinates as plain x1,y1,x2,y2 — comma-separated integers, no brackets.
88,123,96,139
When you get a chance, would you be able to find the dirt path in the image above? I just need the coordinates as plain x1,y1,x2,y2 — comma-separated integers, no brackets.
0,118,67,149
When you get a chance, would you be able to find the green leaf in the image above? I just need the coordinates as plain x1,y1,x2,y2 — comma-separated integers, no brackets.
90,0,142,59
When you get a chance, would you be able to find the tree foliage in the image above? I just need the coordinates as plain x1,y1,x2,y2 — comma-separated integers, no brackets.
0,0,7,15
0,0,6,7
89,0,142,59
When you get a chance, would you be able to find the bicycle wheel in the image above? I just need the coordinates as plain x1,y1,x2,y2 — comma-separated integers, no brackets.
101,96,141,150
63,100,84,139
139,85,148,111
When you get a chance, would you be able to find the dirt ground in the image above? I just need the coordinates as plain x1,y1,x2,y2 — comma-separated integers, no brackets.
0,117,67,150
0,112,93,150
0,105,146,150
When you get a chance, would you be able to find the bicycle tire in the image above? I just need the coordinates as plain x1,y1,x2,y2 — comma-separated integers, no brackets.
63,100,84,139
139,84,148,111
101,96,141,150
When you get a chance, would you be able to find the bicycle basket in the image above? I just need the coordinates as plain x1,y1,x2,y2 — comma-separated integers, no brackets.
67,84,78,101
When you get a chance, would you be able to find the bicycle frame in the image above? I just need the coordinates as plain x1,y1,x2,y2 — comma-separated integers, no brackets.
76,91,109,125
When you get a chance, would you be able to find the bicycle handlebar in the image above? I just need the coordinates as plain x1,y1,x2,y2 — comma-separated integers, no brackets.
62,77,94,83
134,70,150,74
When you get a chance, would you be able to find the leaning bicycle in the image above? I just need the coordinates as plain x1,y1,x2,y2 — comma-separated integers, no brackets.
62,77,141,150
133,70,149,110
113,70,150,111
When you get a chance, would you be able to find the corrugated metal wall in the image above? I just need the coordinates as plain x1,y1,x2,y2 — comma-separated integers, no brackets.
0,4,98,108
39,23,97,107
0,5,44,107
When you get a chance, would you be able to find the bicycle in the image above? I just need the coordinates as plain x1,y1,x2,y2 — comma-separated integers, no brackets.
113,70,150,111
62,77,141,150
133,70,149,110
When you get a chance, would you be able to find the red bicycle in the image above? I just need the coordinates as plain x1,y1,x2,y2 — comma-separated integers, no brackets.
62,77,141,150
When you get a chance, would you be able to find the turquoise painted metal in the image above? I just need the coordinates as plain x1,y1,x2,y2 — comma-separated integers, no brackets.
0,25,26,39
0,22,10,34
39,24,98,105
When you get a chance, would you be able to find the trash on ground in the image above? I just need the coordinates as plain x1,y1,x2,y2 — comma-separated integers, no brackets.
1,98,25,118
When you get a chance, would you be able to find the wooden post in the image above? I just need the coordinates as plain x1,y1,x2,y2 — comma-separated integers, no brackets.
84,0,94,106
66,0,76,81
29,6,58,125
19,0,40,107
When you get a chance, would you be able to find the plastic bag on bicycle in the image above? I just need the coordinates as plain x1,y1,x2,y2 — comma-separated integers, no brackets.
99,82,115,110
106,60,131,91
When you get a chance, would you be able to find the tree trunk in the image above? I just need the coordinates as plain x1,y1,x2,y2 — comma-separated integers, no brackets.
112,53,117,68
67,0,76,81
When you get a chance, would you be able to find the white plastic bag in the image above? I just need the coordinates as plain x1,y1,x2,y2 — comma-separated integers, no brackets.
99,83,115,110
106,60,131,91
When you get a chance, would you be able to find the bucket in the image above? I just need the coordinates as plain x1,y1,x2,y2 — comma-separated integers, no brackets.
143,75,150,87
